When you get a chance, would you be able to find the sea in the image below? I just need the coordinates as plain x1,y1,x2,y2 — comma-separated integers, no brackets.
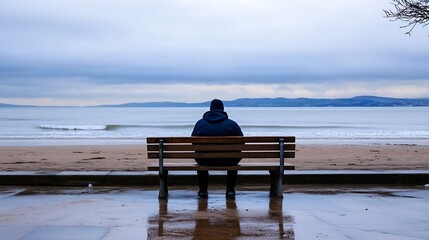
0,107,428,146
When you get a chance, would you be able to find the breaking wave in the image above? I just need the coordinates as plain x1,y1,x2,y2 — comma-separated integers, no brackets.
38,124,355,131
39,125,107,130
38,124,195,131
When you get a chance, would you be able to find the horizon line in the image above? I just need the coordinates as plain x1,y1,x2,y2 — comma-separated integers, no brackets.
2,95,429,108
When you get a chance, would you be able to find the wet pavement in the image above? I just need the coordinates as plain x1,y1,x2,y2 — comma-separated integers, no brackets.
0,185,428,239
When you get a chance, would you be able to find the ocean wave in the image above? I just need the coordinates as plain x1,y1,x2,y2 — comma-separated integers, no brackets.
38,124,195,131
38,125,107,130
37,124,358,131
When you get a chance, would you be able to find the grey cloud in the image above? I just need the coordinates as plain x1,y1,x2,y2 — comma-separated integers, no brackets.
0,0,428,96
2,51,428,86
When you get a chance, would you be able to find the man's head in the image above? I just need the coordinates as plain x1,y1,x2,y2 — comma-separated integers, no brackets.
210,99,224,111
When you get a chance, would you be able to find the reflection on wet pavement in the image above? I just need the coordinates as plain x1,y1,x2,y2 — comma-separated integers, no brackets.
0,186,428,239
148,197,294,239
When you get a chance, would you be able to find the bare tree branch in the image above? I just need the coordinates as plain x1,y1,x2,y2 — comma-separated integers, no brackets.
384,0,429,35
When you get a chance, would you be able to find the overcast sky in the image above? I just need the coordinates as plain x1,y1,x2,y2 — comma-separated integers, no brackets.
1,0,428,106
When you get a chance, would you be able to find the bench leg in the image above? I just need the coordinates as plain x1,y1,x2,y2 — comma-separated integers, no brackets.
269,170,283,198
277,170,284,198
159,170,169,199
269,170,277,197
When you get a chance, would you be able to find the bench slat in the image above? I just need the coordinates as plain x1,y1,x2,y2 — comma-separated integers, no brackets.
147,143,295,152
147,136,295,144
148,163,295,171
147,151,295,159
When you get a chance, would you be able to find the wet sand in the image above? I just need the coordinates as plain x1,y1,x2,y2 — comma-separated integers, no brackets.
0,144,428,171
0,186,428,239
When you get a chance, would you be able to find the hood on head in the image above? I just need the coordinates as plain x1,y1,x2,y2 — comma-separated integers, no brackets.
203,110,228,123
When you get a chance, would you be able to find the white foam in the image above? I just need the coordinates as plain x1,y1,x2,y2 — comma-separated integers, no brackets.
39,125,107,130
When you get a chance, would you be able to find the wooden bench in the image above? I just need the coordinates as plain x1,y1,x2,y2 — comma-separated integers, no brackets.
147,136,296,199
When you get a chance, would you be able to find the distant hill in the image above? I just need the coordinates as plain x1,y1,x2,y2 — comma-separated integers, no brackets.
97,96,429,107
0,103,37,108
2,96,429,107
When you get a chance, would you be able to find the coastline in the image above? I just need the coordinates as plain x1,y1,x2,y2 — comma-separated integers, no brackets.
1,143,428,171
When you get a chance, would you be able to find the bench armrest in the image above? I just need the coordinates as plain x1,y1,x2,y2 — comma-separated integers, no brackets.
279,138,285,174
159,139,164,176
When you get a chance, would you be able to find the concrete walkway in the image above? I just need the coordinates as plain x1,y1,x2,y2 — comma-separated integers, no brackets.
0,185,428,239
1,170,429,186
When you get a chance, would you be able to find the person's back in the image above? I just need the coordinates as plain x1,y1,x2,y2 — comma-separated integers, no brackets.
192,109,242,137
191,99,243,199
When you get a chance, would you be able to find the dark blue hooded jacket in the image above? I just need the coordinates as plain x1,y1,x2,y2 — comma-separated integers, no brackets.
191,110,243,136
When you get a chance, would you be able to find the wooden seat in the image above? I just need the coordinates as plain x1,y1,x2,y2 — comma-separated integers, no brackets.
147,163,295,171
147,136,296,199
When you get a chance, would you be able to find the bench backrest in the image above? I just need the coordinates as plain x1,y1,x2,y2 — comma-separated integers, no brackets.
147,136,295,160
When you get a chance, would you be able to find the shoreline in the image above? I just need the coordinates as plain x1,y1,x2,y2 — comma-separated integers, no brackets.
1,138,428,147
1,143,428,171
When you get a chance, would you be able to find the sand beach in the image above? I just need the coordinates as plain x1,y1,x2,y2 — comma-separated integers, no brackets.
0,143,428,171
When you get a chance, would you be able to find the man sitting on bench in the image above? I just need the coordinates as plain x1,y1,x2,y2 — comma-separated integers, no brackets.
191,99,243,199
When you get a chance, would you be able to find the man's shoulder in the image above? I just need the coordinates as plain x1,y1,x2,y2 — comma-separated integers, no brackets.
195,118,207,125
225,118,239,125
224,118,243,134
